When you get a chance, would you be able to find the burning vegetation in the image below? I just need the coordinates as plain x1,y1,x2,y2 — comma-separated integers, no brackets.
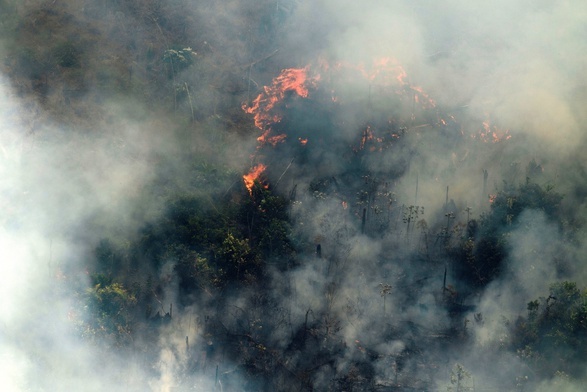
241,57,513,196
242,66,320,147
3,1,587,392
243,163,267,195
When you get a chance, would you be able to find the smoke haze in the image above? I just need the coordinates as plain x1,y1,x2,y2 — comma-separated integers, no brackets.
2,0,587,390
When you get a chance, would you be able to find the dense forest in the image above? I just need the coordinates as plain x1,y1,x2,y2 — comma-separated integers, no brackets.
2,1,587,391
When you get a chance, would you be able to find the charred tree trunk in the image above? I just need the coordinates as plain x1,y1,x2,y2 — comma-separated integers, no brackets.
361,208,367,234
482,169,488,205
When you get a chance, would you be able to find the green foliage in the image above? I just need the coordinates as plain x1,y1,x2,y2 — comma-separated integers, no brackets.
513,281,587,377
133,177,294,292
451,181,563,289
127,176,293,297
488,181,563,229
216,232,259,281
239,184,294,261
169,244,219,293
137,194,228,267
82,277,137,346
163,47,197,77
163,48,196,67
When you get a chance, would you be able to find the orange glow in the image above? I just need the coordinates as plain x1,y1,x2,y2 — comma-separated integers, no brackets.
243,164,267,195
360,125,374,150
257,130,287,146
410,85,436,108
357,125,385,151
275,67,317,98
355,57,408,85
489,194,497,204
240,57,512,196
243,66,320,147
476,117,511,143
349,58,436,109
243,58,443,153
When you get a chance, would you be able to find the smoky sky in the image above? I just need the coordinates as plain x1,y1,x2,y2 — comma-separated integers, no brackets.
2,0,587,391
274,0,587,222
289,0,587,150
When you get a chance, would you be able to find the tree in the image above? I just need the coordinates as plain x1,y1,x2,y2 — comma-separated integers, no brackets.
450,181,563,290
447,363,474,392
216,232,259,282
170,244,217,294
513,281,587,378
82,275,137,346
239,184,293,261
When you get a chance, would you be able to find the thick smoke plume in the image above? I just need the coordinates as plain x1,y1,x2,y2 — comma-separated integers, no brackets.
2,0,587,391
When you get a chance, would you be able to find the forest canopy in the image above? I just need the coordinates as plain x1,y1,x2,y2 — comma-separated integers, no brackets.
2,1,587,391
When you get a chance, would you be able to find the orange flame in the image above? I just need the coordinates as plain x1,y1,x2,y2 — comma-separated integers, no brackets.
409,85,436,108
243,66,320,147
257,130,287,146
274,67,317,98
243,58,442,154
356,57,408,85
243,164,267,195
475,117,511,143
351,58,436,108
357,125,385,151
241,58,512,194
